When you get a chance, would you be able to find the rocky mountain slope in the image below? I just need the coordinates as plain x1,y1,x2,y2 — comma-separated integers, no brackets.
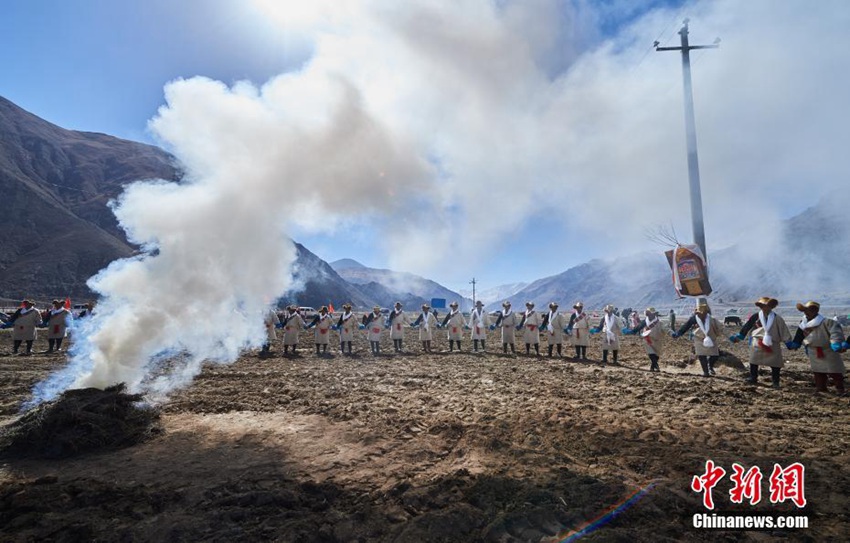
330,259,472,310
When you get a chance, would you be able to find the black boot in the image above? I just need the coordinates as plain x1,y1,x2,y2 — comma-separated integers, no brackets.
510,343,516,354
316,344,321,355
525,343,531,355
698,356,709,376
397,340,403,352
56,338,64,351
457,341,462,352
481,340,485,352
25,341,33,355
47,339,56,353
771,367,781,389
284,345,289,355
323,344,328,354
556,344,562,357
575,346,581,359
534,344,540,356
649,354,660,372
503,343,508,353
422,341,428,352
602,350,608,365
746,364,758,384
427,341,432,353
708,356,717,376
581,346,588,360
612,350,619,364
449,340,455,352
473,340,479,352
548,345,554,357
13,340,21,354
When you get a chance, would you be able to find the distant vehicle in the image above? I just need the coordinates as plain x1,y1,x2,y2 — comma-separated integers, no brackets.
298,307,318,319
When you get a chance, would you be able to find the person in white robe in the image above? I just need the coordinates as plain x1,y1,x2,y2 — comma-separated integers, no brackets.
45,299,72,353
441,301,467,352
566,302,590,360
672,301,724,377
590,304,623,365
281,305,304,356
10,300,42,356
542,302,568,358
306,306,334,356
517,301,542,356
261,307,281,357
469,301,490,353
411,304,439,353
361,306,385,355
335,303,357,355
730,297,792,389
623,307,664,372
788,301,846,395
387,302,408,352
491,301,518,355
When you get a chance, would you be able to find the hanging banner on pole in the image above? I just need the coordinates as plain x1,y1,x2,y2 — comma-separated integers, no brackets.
665,244,712,297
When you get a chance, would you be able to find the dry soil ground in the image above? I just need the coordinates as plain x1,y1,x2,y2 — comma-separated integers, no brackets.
1,326,849,542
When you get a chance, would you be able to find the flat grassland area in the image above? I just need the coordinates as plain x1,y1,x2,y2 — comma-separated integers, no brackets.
1,327,848,542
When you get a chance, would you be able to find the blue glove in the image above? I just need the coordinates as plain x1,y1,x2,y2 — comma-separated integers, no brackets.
489,324,496,331
275,323,283,329
621,327,631,335
589,327,600,334
831,342,842,352
729,333,744,343
670,331,679,338
515,325,523,331
411,324,419,329
464,325,471,330
784,341,801,350
331,324,339,331
563,328,570,334
358,324,365,330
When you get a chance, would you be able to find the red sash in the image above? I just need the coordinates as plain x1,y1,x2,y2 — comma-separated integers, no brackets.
527,325,536,331
320,329,328,334
452,327,458,334
815,347,825,358
475,326,480,334
757,339,773,354
53,325,60,334
396,324,401,331
372,327,380,334
644,336,653,346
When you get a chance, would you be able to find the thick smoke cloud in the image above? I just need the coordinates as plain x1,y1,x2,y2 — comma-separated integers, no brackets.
33,75,428,402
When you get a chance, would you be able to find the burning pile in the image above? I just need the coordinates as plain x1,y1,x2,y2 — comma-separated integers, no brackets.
0,384,162,459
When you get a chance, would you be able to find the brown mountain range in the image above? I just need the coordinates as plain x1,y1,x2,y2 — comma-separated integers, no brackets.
0,96,181,299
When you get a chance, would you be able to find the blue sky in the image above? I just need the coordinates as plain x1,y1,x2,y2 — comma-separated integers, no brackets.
2,0,845,294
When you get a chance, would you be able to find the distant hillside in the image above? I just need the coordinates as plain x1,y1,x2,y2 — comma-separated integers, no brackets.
0,96,181,298
331,259,472,310
284,245,377,309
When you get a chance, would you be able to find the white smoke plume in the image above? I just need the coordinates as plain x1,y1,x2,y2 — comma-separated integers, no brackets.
32,75,428,403
32,0,850,401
